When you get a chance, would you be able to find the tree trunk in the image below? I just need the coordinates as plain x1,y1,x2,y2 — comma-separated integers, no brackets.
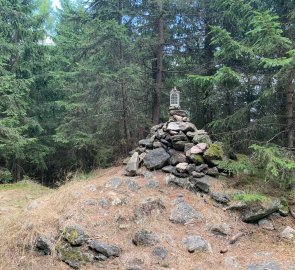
152,2,164,125
286,70,294,149
117,0,131,151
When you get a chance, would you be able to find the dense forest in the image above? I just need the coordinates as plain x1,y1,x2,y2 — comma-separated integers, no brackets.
0,0,294,185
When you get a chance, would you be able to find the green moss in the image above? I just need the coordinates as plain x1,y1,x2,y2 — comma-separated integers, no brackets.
279,197,289,216
233,192,268,204
204,143,223,161
0,182,29,191
192,154,205,165
56,242,90,268
192,134,212,145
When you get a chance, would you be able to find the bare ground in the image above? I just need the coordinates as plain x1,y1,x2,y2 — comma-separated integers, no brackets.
0,167,294,270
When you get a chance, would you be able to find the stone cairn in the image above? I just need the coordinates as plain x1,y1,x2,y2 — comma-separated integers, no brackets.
125,107,224,181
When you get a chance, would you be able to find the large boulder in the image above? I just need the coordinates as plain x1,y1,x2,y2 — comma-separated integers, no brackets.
143,148,170,170
167,122,196,132
125,152,139,176
241,198,281,223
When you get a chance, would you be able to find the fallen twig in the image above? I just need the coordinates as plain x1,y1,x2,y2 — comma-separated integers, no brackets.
229,232,245,245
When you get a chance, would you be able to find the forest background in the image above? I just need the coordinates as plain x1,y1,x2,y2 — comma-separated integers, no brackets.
0,0,294,186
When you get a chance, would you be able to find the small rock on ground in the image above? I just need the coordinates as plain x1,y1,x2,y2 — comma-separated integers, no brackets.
182,235,211,253
88,240,121,257
132,229,159,246
105,177,122,189
170,202,203,224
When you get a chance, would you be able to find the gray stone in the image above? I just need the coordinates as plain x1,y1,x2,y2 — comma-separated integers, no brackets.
132,229,159,246
182,235,211,253
166,174,189,188
211,192,230,204
258,219,274,230
169,109,187,117
162,165,175,173
63,225,88,246
152,246,168,259
176,162,189,173
83,198,97,206
167,122,197,132
145,179,159,189
134,197,165,220
88,240,121,257
153,141,162,148
192,132,212,145
184,143,194,153
189,177,211,193
105,177,122,189
98,198,109,208
56,243,92,269
127,179,140,191
186,164,196,174
169,149,187,165
125,152,140,176
35,236,52,255
195,164,209,172
171,169,190,178
139,139,153,148
247,262,282,270
225,257,242,269
172,140,187,151
280,226,295,239
191,171,205,178
170,202,203,224
241,198,281,223
143,148,170,170
206,167,219,177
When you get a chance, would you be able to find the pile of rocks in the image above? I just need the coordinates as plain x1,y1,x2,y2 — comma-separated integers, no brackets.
125,108,224,179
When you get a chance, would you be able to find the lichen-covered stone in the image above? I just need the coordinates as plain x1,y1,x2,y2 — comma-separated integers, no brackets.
203,143,223,162
63,225,88,246
56,242,92,269
191,154,205,165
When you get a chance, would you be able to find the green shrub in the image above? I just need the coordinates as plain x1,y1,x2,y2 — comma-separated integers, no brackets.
250,144,295,189
233,192,268,203
0,168,13,184
218,154,256,176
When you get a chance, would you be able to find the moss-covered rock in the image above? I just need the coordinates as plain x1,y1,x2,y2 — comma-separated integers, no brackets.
191,154,205,165
192,134,212,145
63,225,88,246
279,198,289,217
56,242,93,269
203,143,223,162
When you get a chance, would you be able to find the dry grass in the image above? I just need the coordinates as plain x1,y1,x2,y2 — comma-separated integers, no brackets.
0,167,294,270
